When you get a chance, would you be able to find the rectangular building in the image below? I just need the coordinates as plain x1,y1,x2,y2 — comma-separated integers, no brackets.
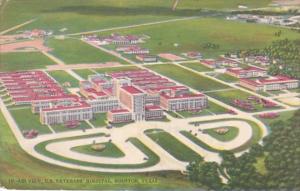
40,102,93,125
240,75,299,91
226,66,267,78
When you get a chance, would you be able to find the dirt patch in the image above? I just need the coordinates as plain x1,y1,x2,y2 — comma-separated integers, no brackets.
158,53,185,61
0,39,52,53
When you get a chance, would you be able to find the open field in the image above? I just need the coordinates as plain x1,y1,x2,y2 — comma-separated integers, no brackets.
1,0,272,33
180,62,213,72
203,126,239,142
214,73,239,83
145,64,229,91
46,38,129,64
73,69,96,79
145,129,202,162
9,108,52,134
0,52,55,71
94,66,140,74
71,142,125,158
47,70,78,88
206,89,280,112
255,110,297,127
0,111,195,190
100,18,300,58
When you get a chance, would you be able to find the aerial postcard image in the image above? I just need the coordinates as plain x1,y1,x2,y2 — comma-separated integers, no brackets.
0,0,300,190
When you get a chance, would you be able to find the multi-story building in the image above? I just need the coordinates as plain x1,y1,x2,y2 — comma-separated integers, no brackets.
40,101,93,125
107,109,133,123
118,85,146,121
239,75,299,91
160,93,208,112
145,105,164,120
226,66,267,78
136,54,158,62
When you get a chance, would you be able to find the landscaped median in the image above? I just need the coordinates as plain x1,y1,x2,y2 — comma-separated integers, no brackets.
144,129,203,162
34,134,160,169
189,118,263,153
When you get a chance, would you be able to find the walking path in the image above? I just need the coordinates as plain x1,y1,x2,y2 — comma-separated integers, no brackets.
0,19,36,35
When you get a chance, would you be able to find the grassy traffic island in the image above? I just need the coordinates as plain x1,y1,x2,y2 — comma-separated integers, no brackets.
203,126,239,142
34,134,160,169
71,142,125,158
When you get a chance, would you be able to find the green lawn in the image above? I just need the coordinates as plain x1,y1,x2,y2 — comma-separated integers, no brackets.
145,129,202,162
101,17,300,58
176,101,228,118
1,0,272,33
0,52,55,71
71,142,125,158
214,73,238,83
0,111,195,190
206,89,279,112
255,110,297,127
94,66,140,74
203,126,239,142
47,70,78,87
206,101,228,114
46,38,129,64
50,121,92,133
177,110,212,118
9,108,52,134
180,62,213,72
180,131,219,152
73,69,96,79
145,64,229,91
90,113,107,128
190,118,263,152
35,135,160,169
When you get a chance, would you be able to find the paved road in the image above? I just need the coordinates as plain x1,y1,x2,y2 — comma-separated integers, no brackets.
0,19,36,35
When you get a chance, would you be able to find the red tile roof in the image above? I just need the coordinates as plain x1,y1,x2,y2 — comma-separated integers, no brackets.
121,86,144,94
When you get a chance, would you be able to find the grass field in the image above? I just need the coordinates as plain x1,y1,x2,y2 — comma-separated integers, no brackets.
100,18,300,58
145,64,229,91
50,121,92,133
214,73,239,83
90,113,107,128
94,66,140,74
1,0,272,33
47,70,78,87
180,62,213,72
71,142,125,158
176,101,228,118
180,131,219,152
206,89,277,112
73,69,96,79
46,38,129,64
9,108,52,134
0,52,55,71
0,110,196,189
203,126,239,142
255,110,297,127
145,129,202,162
